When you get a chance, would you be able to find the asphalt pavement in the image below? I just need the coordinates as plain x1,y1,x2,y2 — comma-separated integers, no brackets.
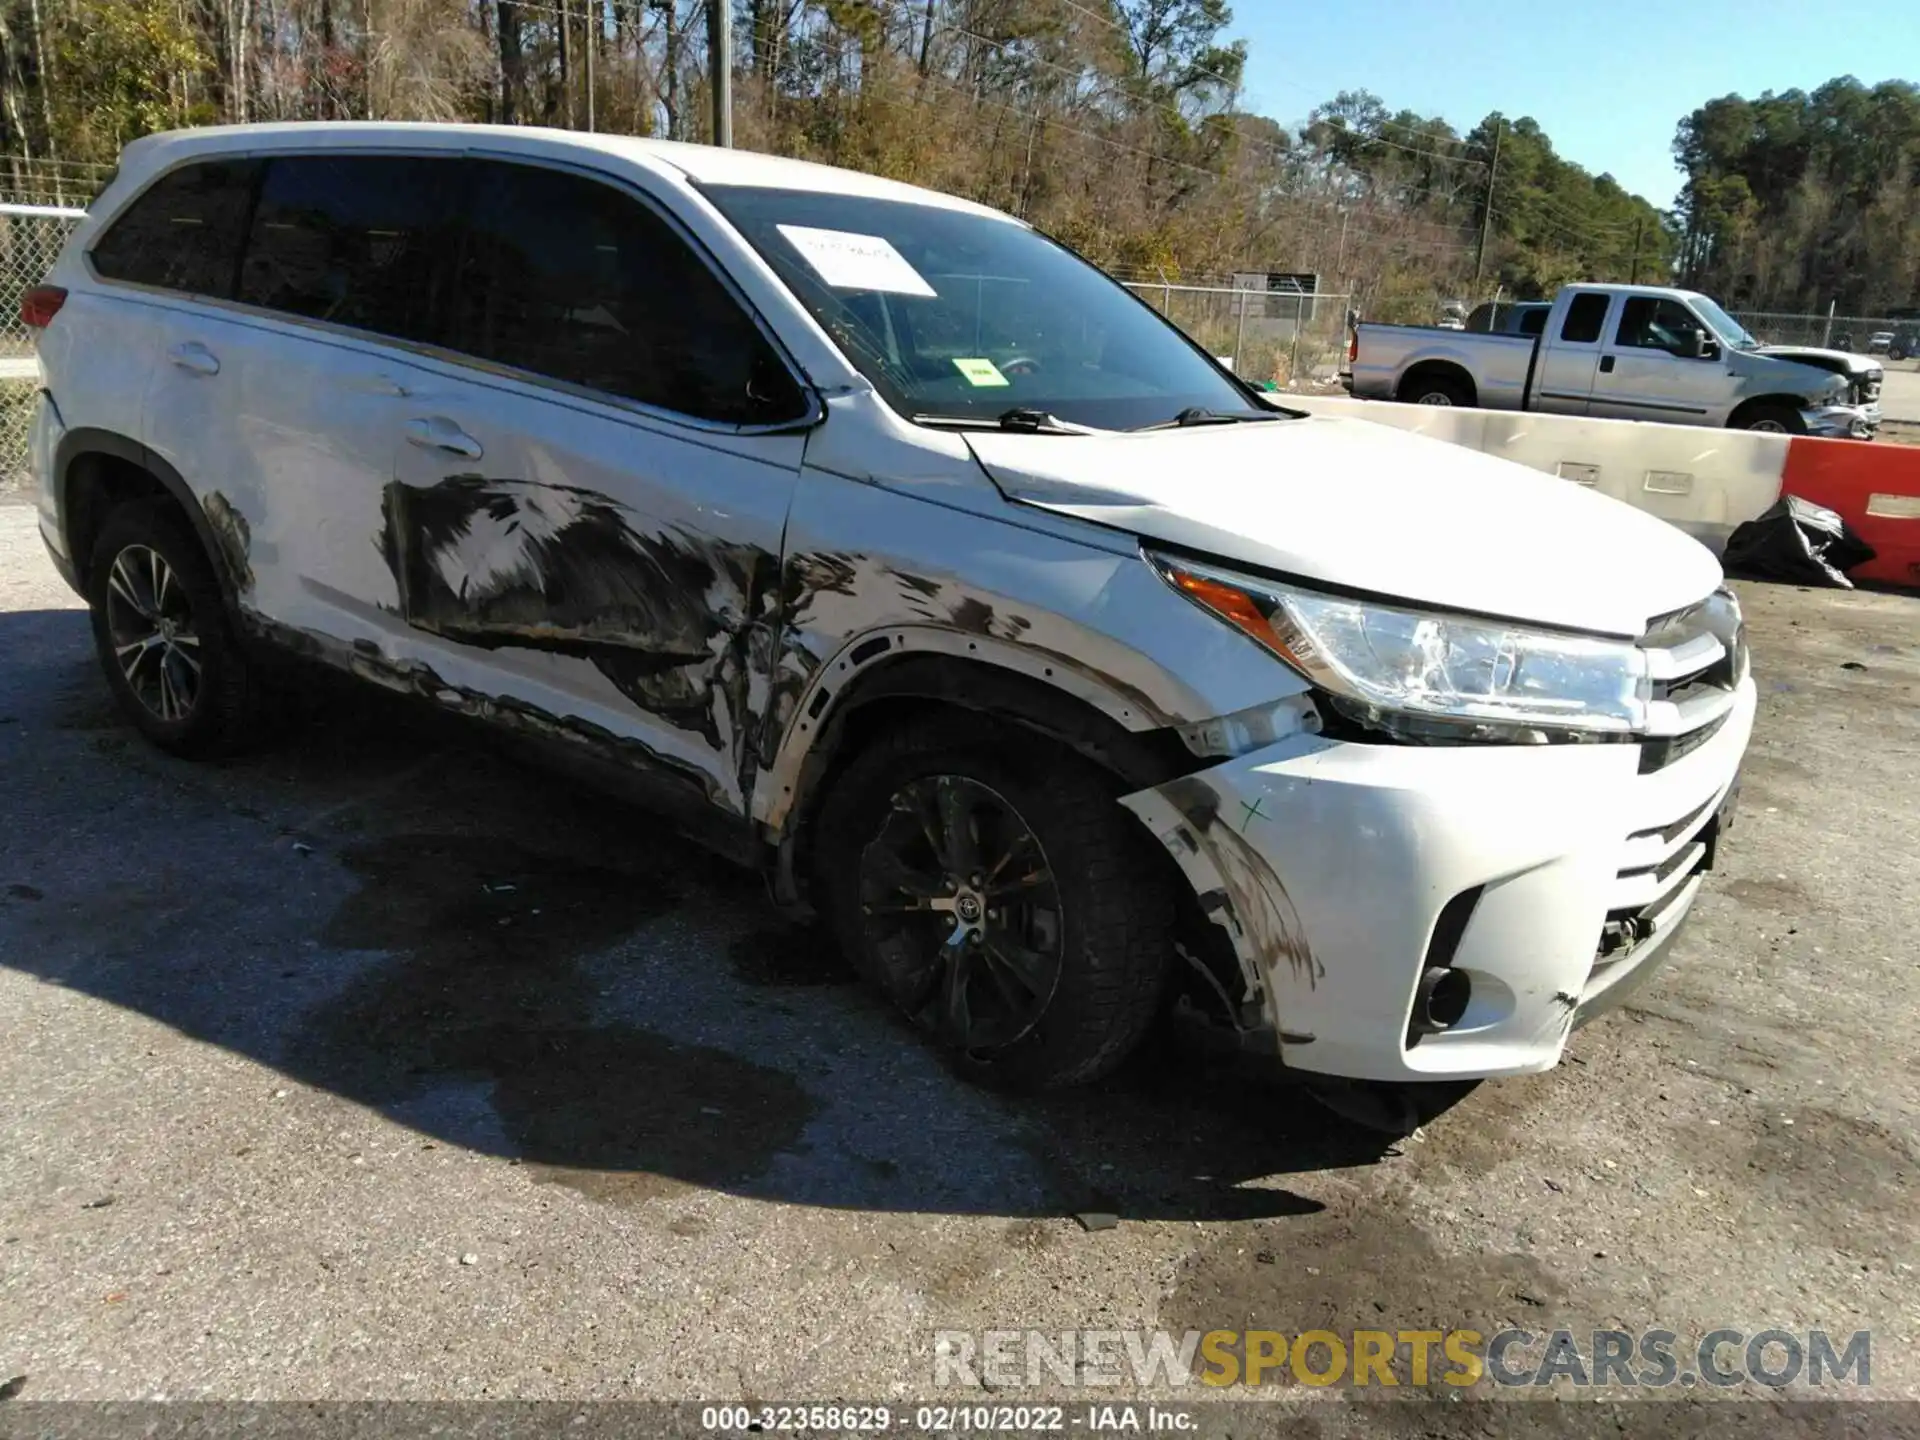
2,500,1918,1417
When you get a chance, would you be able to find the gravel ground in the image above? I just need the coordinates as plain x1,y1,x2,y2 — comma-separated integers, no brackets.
1,499,1918,1423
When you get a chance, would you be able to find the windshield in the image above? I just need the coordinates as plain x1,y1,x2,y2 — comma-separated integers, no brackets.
1690,295,1759,350
702,185,1255,430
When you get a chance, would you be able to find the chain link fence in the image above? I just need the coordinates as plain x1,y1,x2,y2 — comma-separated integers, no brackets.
0,201,85,487
1121,281,1354,390
1730,310,1920,362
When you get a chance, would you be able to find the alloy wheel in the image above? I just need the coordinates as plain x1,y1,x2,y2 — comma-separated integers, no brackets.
104,543,202,723
856,774,1064,1053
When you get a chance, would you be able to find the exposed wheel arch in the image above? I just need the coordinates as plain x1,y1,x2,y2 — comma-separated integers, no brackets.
55,430,244,620
767,646,1203,902
1396,363,1476,408
1727,396,1810,435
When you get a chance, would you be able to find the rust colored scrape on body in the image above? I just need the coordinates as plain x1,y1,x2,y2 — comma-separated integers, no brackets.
202,492,254,593
1155,773,1321,991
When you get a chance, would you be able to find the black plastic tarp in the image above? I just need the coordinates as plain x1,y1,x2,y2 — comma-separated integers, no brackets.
1723,495,1877,588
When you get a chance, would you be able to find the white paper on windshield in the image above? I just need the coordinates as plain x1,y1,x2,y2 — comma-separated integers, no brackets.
776,224,937,297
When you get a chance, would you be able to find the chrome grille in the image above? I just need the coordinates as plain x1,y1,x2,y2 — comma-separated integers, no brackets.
1637,589,1745,763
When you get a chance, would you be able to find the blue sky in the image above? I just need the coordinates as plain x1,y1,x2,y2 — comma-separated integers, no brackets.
1231,0,1920,209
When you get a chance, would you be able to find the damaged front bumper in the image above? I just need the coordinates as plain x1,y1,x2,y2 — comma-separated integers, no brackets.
1121,677,1757,1083
1803,403,1877,440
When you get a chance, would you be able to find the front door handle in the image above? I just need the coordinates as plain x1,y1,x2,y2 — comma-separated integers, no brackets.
404,416,483,460
167,341,220,377
1598,355,1617,374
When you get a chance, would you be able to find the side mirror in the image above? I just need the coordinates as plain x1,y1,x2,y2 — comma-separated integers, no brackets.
1681,331,1709,359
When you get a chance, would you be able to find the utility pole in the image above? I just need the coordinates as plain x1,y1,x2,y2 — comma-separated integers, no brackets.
585,0,595,131
1472,119,1502,291
663,0,679,140
1629,216,1643,285
709,0,732,147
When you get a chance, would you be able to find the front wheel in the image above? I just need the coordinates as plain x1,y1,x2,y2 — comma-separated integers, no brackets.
1732,403,1808,436
814,718,1174,1089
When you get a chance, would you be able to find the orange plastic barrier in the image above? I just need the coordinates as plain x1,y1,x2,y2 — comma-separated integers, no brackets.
1783,437,1920,589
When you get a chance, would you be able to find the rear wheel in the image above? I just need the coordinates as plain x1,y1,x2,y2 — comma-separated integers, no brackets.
86,500,262,758
1733,403,1807,435
814,718,1174,1089
1401,373,1472,407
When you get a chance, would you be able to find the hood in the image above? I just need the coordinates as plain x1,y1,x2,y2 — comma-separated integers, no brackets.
1758,345,1878,375
965,415,1723,637
1734,348,1852,395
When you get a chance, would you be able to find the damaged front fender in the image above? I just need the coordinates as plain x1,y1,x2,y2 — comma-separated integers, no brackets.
1118,772,1318,1050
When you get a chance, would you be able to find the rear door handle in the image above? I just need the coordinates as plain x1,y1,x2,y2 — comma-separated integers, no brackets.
405,416,483,460
167,341,220,377
1598,355,1617,374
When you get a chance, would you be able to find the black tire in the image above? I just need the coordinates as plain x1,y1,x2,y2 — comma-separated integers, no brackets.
86,498,262,758
813,716,1174,1090
1400,372,1472,408
1732,402,1807,436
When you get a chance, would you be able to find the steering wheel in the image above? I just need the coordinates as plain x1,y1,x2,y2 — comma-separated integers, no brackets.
999,356,1043,377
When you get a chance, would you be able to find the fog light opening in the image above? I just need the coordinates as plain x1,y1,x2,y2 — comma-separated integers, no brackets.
1412,965,1472,1036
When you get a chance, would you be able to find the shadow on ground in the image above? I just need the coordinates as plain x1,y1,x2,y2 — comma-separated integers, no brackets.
0,607,1433,1223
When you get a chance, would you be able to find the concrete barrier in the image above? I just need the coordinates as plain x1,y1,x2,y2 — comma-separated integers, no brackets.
1288,394,1919,588
1781,436,1920,589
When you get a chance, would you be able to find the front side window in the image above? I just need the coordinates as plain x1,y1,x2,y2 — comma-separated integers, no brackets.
90,158,260,296
702,185,1256,430
236,154,463,343
447,161,806,426
1616,297,1708,354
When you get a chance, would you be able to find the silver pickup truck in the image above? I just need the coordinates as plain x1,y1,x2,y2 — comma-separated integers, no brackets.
1348,283,1873,438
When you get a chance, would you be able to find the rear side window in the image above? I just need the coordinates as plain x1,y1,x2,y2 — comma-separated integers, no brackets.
236,154,463,343
1559,293,1610,345
90,159,260,296
447,160,806,426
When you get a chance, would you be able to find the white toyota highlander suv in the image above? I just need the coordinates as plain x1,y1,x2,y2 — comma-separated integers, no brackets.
25,123,1754,1106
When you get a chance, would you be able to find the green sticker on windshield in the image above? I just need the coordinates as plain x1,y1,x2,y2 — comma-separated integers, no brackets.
952,357,1010,387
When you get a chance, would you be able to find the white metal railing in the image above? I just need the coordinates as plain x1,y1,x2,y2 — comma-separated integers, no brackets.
0,200,84,484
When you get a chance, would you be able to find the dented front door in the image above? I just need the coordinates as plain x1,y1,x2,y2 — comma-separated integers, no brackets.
375,157,815,817
382,388,802,815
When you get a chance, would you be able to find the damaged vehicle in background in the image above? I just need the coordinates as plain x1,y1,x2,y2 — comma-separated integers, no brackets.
1351,283,1876,439
26,124,1754,1112
1468,298,1886,434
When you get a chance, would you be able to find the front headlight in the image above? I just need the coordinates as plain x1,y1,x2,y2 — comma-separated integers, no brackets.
1148,551,1650,741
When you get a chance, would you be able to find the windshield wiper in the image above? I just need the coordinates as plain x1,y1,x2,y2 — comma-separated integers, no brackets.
1132,406,1283,431
912,407,1095,435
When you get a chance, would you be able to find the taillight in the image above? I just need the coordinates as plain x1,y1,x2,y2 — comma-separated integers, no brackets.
20,284,66,330
1348,327,1359,363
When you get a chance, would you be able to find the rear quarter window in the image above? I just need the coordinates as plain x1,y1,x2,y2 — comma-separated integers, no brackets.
1560,293,1611,345
89,158,261,296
